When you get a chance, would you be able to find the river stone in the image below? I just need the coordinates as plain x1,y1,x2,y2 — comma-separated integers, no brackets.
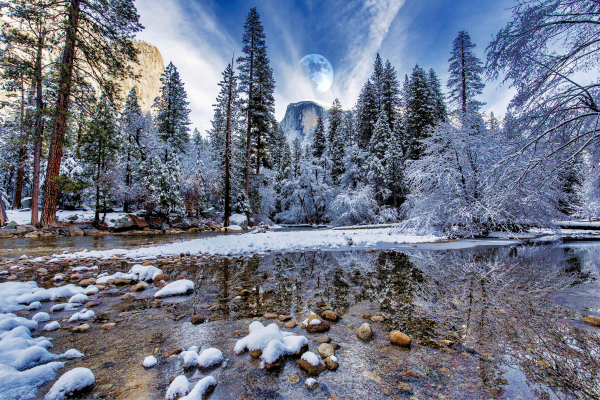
166,348,183,357
240,289,250,296
370,315,384,322
321,310,338,321
191,315,206,325
390,330,411,347
71,323,90,333
306,320,330,333
305,379,319,390
121,293,135,300
582,315,600,327
69,225,84,236
330,343,341,350
317,343,335,358
357,323,373,340
289,375,299,383
284,320,297,328
153,274,169,284
131,281,148,292
265,356,285,370
114,277,132,285
263,313,278,319
297,359,326,375
250,350,262,359
83,300,101,308
278,315,292,321
314,335,330,344
100,323,116,330
79,278,96,287
324,356,339,371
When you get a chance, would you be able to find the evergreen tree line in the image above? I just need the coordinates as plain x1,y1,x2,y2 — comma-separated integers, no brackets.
1,0,597,235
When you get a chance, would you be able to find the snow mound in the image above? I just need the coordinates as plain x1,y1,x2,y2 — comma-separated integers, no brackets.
301,351,320,366
154,280,194,298
95,271,137,284
129,264,162,281
229,213,247,226
180,347,223,368
180,376,217,400
45,367,95,399
234,321,308,365
225,225,242,231
44,321,60,331
27,301,42,310
60,349,84,359
68,309,94,323
0,362,64,400
68,294,88,303
50,303,79,313
305,377,318,389
84,285,98,295
32,312,50,322
166,375,189,399
142,356,157,368
0,315,38,334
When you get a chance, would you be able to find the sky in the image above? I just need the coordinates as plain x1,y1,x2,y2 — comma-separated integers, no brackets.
136,0,517,134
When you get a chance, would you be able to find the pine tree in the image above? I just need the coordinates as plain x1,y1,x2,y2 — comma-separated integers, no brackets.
403,65,436,160
356,80,377,148
312,114,326,159
80,94,119,225
367,112,390,205
328,99,346,184
154,62,191,162
381,60,401,131
328,98,343,144
237,7,275,196
428,68,447,123
447,30,485,113
385,126,405,209
41,0,143,225
371,53,384,112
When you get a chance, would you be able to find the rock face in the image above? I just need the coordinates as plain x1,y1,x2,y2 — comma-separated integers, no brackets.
279,100,331,147
119,41,164,112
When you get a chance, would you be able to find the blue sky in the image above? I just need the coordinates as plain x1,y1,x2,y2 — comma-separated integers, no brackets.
136,0,517,133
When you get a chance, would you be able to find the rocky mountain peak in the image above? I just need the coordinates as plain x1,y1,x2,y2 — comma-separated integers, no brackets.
279,100,332,147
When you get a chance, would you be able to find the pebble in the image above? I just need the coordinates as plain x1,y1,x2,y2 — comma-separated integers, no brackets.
297,358,326,375
370,315,384,322
191,315,206,325
100,323,116,330
278,315,292,321
289,375,299,383
208,305,219,311
263,313,278,319
314,335,330,344
317,343,335,358
306,320,330,333
165,348,183,357
153,274,169,284
284,320,297,328
131,281,148,292
361,371,382,383
390,330,411,347
121,293,135,300
321,310,338,321
83,300,101,308
356,323,373,340
305,378,319,390
71,323,90,333
582,315,600,327
324,356,339,371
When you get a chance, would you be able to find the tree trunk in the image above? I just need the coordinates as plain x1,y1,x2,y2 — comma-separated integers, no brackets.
31,34,45,226
94,158,101,225
40,0,81,226
224,61,233,228
244,42,254,197
461,37,467,114
13,77,28,209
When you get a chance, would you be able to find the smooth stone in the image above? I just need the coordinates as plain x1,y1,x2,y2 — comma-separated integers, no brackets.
356,323,373,340
370,316,384,322
321,310,338,321
208,305,219,311
278,315,292,321
289,375,299,383
82,300,101,308
191,315,206,325
305,379,319,390
153,274,169,284
330,343,341,350
250,349,262,359
361,371,382,383
240,289,250,296
390,330,411,347
114,278,132,285
284,320,297,328
100,323,116,330
79,278,96,287
71,323,90,333
314,335,330,344
306,320,330,333
317,343,335,358
166,348,183,357
263,313,278,319
131,281,148,292
324,356,339,371
121,293,135,300
297,359,326,375
582,315,600,327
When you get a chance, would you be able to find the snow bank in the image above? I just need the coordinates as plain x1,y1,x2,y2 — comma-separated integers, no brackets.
180,347,222,368
230,213,247,226
180,376,217,400
142,356,157,368
45,367,95,399
154,280,194,298
166,375,189,399
0,362,64,400
68,294,88,303
95,272,137,284
60,349,84,359
51,228,441,259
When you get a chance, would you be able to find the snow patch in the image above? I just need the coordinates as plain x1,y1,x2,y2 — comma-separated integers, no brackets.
301,351,320,366
44,367,95,400
165,375,189,399
154,280,194,297
180,376,217,400
67,309,94,323
142,356,157,368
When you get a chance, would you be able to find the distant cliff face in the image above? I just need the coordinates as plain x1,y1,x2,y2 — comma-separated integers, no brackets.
279,101,331,146
120,41,164,112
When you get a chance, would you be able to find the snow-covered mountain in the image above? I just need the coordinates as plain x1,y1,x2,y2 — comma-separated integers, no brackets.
279,100,332,147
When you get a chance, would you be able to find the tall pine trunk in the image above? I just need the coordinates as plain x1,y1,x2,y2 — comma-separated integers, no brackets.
244,43,254,197
13,77,28,209
40,0,81,226
224,65,233,228
31,34,45,226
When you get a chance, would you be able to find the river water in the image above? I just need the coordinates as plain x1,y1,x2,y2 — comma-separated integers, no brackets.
6,237,600,399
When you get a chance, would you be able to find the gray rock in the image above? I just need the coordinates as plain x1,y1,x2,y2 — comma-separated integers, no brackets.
4,221,17,228
356,323,373,340
114,216,136,231
69,225,84,236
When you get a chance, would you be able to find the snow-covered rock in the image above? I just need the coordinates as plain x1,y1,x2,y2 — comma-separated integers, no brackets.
229,213,248,228
165,375,189,399
142,356,157,368
301,351,320,366
44,321,60,331
45,367,95,399
181,347,223,368
32,312,50,322
129,264,162,281
68,294,88,303
180,376,217,400
67,309,94,323
154,279,194,298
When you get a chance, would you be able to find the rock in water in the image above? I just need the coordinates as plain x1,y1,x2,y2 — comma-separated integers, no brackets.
356,323,373,340
324,356,339,370
191,315,206,325
321,310,338,321
45,367,95,399
317,343,335,358
582,315,600,327
306,319,330,333
390,330,411,347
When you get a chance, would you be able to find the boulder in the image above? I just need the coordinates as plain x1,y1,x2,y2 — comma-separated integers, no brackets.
69,225,84,237
114,216,136,231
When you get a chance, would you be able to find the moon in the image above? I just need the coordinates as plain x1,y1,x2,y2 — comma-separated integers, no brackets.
300,54,333,92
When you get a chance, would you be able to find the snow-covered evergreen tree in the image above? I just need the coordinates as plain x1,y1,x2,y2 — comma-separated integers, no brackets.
311,114,326,159
154,62,191,162
447,30,485,113
403,65,437,160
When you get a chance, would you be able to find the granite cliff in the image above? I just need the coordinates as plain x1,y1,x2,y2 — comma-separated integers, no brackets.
279,100,331,147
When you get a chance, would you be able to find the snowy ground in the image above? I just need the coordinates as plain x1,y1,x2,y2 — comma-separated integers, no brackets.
5,209,129,227
50,228,442,259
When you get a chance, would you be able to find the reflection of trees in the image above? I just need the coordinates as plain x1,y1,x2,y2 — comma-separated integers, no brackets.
412,248,600,399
